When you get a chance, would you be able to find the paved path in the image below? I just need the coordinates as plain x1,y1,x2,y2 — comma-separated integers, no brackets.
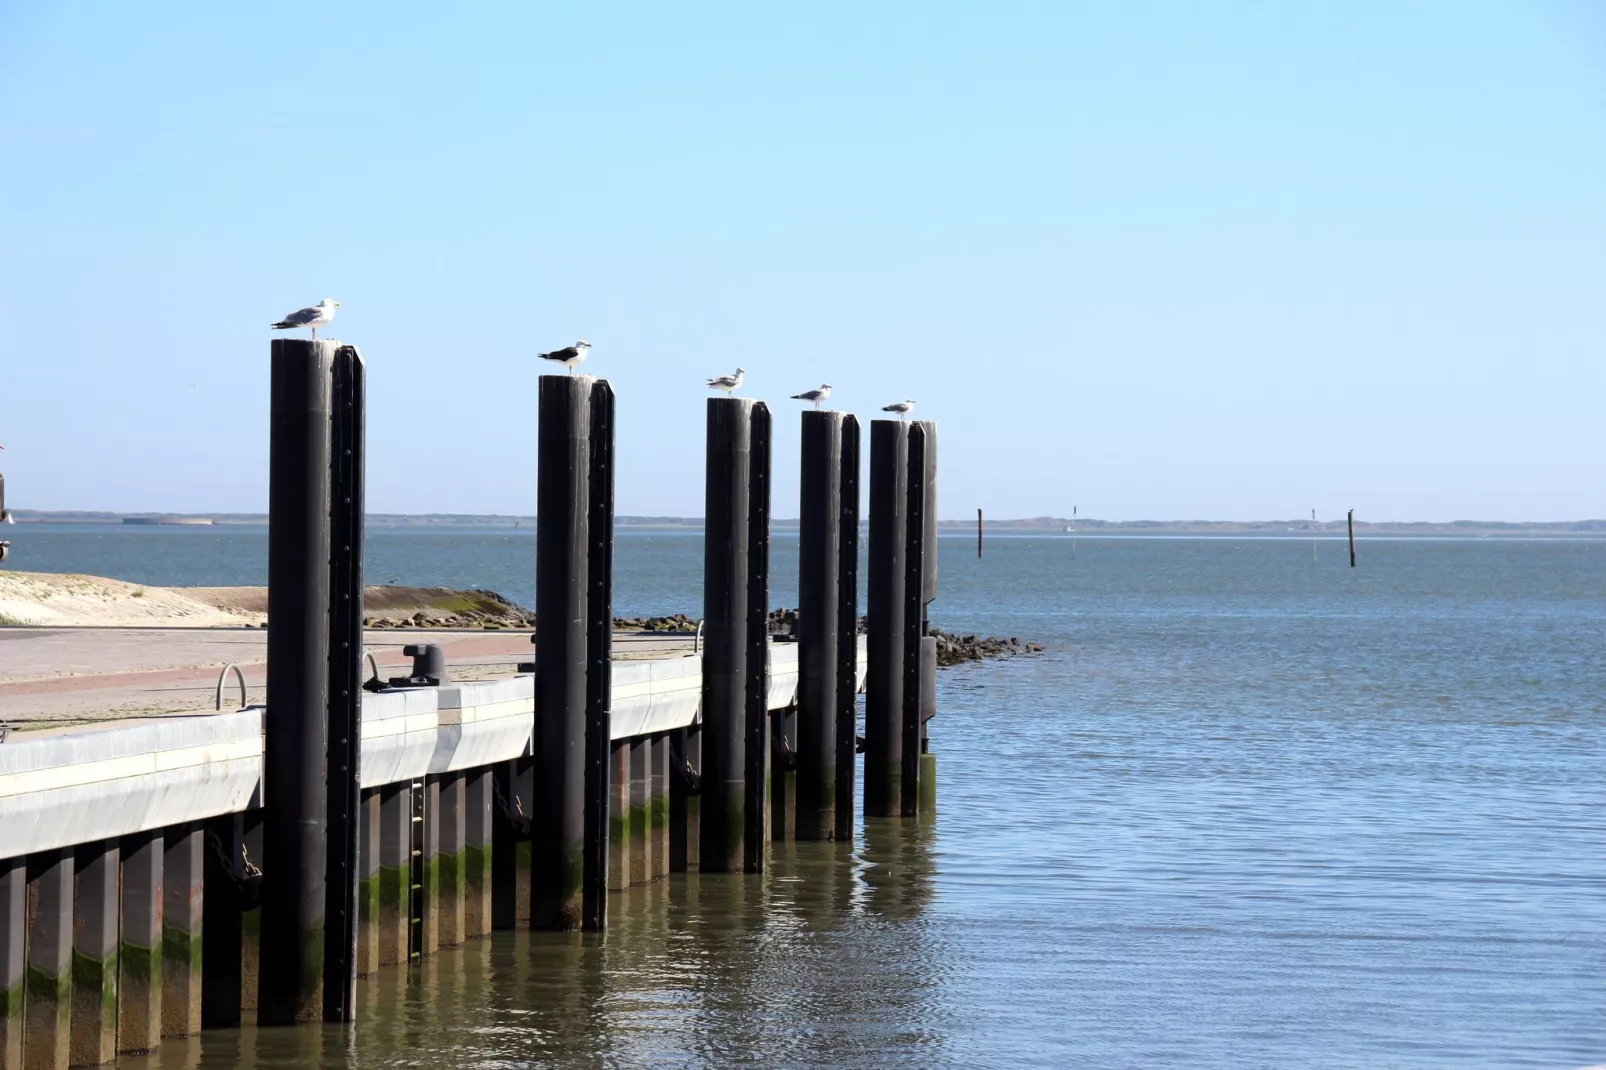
0,627,698,726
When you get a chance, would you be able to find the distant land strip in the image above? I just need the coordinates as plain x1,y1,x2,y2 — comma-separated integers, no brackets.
10,511,1606,536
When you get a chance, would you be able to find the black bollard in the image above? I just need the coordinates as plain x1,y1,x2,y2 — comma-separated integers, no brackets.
797,411,843,839
260,338,334,1024
834,415,862,842
533,374,595,930
323,345,365,1021
864,421,909,817
743,402,772,872
701,397,754,871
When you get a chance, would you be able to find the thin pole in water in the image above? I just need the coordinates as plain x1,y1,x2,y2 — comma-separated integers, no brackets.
977,508,983,558
1347,509,1357,567
1311,508,1317,566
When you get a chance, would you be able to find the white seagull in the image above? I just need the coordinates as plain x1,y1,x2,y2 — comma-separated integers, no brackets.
706,367,745,395
881,399,916,420
270,298,339,340
538,340,592,373
790,384,832,411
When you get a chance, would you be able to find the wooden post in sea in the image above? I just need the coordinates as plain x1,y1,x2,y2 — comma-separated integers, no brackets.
977,508,982,558
1347,509,1356,567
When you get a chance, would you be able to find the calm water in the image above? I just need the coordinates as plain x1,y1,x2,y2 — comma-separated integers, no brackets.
8,527,1606,1068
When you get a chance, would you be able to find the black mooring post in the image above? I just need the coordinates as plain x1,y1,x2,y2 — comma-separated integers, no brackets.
1348,509,1357,567
581,381,615,930
534,374,593,930
834,415,861,842
797,410,843,840
323,345,365,1022
900,423,928,818
864,421,909,818
260,338,334,1024
743,402,772,873
701,397,752,871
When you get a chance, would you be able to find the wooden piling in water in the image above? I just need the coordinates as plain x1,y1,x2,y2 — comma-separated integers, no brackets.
1348,509,1356,567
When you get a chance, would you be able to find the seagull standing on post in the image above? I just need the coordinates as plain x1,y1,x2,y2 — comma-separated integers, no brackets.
270,298,339,340
706,368,745,395
881,399,916,420
538,340,592,373
790,384,832,411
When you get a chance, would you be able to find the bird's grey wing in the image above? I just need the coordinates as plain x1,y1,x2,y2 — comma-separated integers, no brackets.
280,306,320,325
540,346,577,361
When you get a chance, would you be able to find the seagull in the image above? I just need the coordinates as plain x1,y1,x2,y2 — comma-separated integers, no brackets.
706,368,745,395
270,299,339,340
538,340,592,373
881,399,916,420
790,384,832,411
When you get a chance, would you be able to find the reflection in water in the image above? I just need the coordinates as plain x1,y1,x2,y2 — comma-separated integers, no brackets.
128,819,941,1068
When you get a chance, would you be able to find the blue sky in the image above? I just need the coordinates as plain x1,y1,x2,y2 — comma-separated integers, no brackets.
2,1,1602,521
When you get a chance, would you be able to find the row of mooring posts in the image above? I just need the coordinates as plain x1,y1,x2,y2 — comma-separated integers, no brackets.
0,348,940,1065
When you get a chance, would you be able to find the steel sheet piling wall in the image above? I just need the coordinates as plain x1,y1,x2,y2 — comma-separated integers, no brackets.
865,421,909,817
534,375,594,930
261,338,334,1024
834,416,862,841
743,404,773,872
324,345,365,1022
701,398,754,871
797,411,843,839
582,382,615,930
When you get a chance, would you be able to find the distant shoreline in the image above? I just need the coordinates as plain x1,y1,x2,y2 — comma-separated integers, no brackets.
9,511,1605,537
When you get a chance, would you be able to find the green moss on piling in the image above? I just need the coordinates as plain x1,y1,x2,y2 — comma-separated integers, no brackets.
162,923,201,974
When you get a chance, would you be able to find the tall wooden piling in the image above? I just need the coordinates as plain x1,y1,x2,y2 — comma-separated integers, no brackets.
261,337,335,1024
702,397,757,871
865,421,909,817
535,374,615,930
1348,509,1357,567
797,410,844,839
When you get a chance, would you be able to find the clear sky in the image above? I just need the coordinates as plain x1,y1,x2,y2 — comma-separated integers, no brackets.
2,2,1602,522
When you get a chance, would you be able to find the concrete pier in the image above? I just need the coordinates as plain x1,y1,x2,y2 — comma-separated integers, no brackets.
25,849,72,1070
71,841,118,1066
0,857,23,1067
356,792,380,976
436,773,466,948
160,825,203,1039
462,770,493,938
629,737,651,884
118,831,163,1055
608,742,630,892
376,784,408,967
650,734,669,879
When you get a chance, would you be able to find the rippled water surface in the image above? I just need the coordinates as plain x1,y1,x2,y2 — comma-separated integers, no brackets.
9,528,1606,1068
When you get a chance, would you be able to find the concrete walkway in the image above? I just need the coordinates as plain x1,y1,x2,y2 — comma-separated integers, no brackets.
0,627,699,726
